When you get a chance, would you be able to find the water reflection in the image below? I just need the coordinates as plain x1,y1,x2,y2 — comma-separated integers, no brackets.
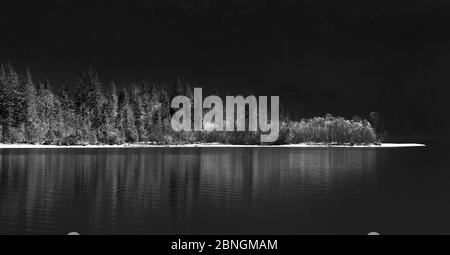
0,147,377,234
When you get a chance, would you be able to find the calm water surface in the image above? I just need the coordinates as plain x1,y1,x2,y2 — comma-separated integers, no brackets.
0,141,449,234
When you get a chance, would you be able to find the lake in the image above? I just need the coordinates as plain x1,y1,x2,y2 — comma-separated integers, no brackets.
0,141,448,234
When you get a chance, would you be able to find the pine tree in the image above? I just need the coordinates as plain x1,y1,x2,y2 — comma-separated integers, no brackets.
103,82,120,144
75,68,106,141
57,85,76,140
118,89,138,143
130,85,148,142
159,88,171,125
144,84,161,141
0,64,27,142
23,69,41,143
36,80,58,142
0,64,8,142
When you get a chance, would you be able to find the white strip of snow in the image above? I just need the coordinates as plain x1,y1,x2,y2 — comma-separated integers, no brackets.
0,143,426,148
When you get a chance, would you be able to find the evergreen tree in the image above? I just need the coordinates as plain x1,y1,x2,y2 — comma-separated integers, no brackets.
118,89,138,143
103,82,120,144
131,85,147,142
75,68,106,140
0,64,8,142
0,64,27,142
36,80,58,142
57,85,76,140
159,88,171,124
23,69,41,143
146,84,162,141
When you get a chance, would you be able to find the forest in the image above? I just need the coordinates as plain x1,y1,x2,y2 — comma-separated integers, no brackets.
0,63,381,145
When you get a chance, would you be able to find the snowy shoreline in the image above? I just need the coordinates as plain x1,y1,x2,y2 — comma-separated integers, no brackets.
0,143,426,149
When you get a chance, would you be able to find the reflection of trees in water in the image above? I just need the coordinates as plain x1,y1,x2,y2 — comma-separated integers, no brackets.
0,148,377,234
198,148,377,207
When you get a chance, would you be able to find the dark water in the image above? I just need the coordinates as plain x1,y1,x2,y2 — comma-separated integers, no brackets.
0,141,449,234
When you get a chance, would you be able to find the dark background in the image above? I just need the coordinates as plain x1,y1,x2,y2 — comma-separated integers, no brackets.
1,0,449,139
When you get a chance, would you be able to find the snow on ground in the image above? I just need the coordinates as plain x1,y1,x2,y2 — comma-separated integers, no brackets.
0,143,426,148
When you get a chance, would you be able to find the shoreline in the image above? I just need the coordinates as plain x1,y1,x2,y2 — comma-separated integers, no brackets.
0,143,426,149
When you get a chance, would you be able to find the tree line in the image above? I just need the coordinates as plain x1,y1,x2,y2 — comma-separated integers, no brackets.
0,63,380,145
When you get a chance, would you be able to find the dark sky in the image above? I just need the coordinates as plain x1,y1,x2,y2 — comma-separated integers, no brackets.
1,0,450,137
